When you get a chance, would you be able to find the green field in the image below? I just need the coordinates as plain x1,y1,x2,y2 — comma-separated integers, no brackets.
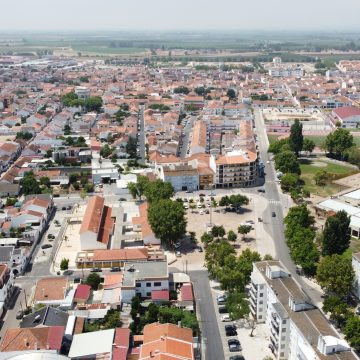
300,159,358,197
72,46,146,55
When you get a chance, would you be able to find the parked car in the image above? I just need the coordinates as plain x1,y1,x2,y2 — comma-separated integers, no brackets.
41,244,52,249
229,356,245,360
91,268,102,273
221,314,231,322
174,242,181,249
175,251,182,257
272,211,276,217
62,206,66,211
228,339,241,352
218,305,228,314
257,189,265,193
196,246,203,253
217,294,227,301
74,277,81,283
110,267,120,272
47,234,55,239
199,193,206,197
63,270,74,276
225,324,237,336
356,307,360,315
16,310,24,320
217,298,226,305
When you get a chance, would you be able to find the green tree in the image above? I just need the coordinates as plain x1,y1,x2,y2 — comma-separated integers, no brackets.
302,138,315,155
86,273,101,290
344,316,360,350
20,171,41,195
127,182,138,199
289,119,303,156
268,138,290,154
321,210,351,256
144,179,174,203
100,144,113,158
274,150,301,174
39,176,50,188
226,291,250,320
314,170,328,186
316,254,354,297
173,86,189,94
227,230,237,242
60,258,69,271
323,295,351,328
205,240,236,277
280,173,299,192
211,225,226,239
238,224,252,239
148,199,186,247
325,128,353,158
201,232,214,246
84,96,103,112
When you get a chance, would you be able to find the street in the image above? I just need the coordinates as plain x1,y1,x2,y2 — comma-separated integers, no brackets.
190,270,225,360
138,105,146,163
180,116,195,158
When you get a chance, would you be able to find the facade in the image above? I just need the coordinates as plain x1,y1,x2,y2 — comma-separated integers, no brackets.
250,261,356,360
352,252,360,299
74,86,90,100
332,106,360,128
160,162,199,192
0,264,15,315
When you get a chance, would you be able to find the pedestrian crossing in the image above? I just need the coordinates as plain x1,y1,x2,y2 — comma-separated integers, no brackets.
268,199,281,204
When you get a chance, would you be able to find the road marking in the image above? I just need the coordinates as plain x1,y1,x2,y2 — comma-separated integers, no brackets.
268,199,280,204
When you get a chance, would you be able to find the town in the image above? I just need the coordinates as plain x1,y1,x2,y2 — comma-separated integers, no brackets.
0,29,360,360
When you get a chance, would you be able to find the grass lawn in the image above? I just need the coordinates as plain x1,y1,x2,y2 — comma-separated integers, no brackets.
300,159,358,197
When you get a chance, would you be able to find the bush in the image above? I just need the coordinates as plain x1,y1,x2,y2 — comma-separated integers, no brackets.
60,258,69,271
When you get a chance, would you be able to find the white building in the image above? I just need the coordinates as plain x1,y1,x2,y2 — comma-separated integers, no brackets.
75,86,90,100
250,260,356,360
121,261,169,303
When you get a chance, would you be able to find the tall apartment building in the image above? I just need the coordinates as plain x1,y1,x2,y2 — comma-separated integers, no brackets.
250,260,356,360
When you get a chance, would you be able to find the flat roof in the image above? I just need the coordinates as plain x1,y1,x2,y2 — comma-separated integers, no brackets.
123,261,168,287
317,199,360,216
343,189,360,200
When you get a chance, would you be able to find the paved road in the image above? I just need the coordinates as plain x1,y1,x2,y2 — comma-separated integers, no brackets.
254,109,323,305
190,270,225,360
180,116,195,159
138,105,145,163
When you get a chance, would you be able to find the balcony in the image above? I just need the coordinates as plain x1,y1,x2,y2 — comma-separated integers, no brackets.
271,318,279,332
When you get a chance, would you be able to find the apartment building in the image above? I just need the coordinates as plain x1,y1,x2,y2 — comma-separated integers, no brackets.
352,252,360,299
160,162,199,192
250,260,356,360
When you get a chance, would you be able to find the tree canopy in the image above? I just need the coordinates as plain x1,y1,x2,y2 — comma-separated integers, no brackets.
274,150,301,174
324,128,353,158
20,171,41,195
226,291,250,320
289,119,303,156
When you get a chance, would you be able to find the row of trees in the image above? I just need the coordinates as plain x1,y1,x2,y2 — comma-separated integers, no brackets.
127,177,186,248
61,92,103,112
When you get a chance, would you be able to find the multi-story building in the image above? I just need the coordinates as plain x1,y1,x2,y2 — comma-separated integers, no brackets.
250,260,356,360
0,264,14,315
160,162,199,192
352,252,360,299
75,86,90,100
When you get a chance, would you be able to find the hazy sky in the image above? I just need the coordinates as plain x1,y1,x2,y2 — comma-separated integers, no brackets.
1,0,360,32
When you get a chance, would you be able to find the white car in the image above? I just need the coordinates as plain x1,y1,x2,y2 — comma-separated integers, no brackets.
221,314,231,322
199,210,204,215
175,251,182,257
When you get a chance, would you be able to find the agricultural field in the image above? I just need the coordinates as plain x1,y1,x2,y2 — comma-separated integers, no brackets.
300,158,358,197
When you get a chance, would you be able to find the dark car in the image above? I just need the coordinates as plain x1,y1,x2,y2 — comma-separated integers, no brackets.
229,356,245,360
47,234,55,239
228,339,241,352
41,244,52,249
218,305,228,314
272,211,276,217
225,325,237,336
16,310,24,320
63,270,74,276
199,193,206,197
90,268,102,273
257,189,265,193
67,205,72,210
110,267,120,272
62,206,66,211
74,277,81,283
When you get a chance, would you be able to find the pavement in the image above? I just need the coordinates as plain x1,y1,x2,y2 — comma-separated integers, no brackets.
190,270,225,360
180,116,195,158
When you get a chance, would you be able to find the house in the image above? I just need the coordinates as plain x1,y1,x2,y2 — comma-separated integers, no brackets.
332,106,360,128
73,284,91,304
0,246,28,276
68,328,130,360
138,323,194,360
20,306,69,329
250,260,356,360
79,196,114,251
132,202,160,245
0,183,20,197
189,120,207,156
33,277,74,309
0,326,65,353
121,261,169,303
0,264,15,315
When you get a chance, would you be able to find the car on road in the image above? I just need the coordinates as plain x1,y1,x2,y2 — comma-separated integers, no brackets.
175,242,181,249
257,189,265,193
16,310,24,320
225,324,237,336
41,244,52,249
218,305,228,314
221,314,231,322
272,211,276,217
175,251,182,257
229,356,245,360
196,246,203,253
110,267,121,272
90,268,102,273
228,339,241,352
47,234,55,239
63,270,74,276
62,206,66,211
74,277,81,283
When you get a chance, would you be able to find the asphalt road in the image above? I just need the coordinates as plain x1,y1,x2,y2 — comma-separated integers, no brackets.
138,105,145,163
254,109,323,305
180,116,195,159
190,270,225,360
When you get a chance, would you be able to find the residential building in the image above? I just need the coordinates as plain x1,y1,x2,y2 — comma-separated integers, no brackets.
20,306,69,329
0,264,15,315
250,260,356,360
332,107,360,128
0,246,28,275
352,252,360,299
138,323,194,360
74,86,90,100
79,196,114,251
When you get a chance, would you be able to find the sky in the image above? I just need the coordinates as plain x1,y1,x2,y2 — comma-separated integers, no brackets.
1,0,360,32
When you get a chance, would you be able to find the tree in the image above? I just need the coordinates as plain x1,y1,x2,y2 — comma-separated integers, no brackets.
211,225,226,239
144,179,174,203
84,96,103,112
127,182,138,199
323,295,351,328
274,150,301,174
226,88,236,99
148,199,186,247
238,224,252,239
314,170,328,186
268,138,291,154
20,172,40,195
86,273,101,290
226,291,250,320
284,205,314,230
227,230,237,242
16,131,33,140
173,86,189,94
63,124,71,135
325,128,353,158
321,210,351,256
316,254,354,297
280,173,299,192
344,316,360,350
60,258,69,271
346,146,360,167
201,232,214,246
219,196,230,207
100,144,113,158
302,138,315,155
39,176,50,188
289,119,303,156
205,240,236,277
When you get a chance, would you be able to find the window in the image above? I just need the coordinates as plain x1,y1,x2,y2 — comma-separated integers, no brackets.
280,353,284,357
258,315,262,319
282,320,286,324
146,292,151,297
259,293,263,297
154,282,161,287
146,282,151,287
282,328,286,332
136,283,141,288
281,336,286,341
259,300,263,305
281,345,285,349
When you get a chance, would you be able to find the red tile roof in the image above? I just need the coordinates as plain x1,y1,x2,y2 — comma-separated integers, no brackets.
180,283,194,302
333,106,360,119
74,284,91,302
151,290,170,301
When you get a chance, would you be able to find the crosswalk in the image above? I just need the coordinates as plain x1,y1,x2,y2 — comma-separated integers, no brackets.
268,199,281,205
